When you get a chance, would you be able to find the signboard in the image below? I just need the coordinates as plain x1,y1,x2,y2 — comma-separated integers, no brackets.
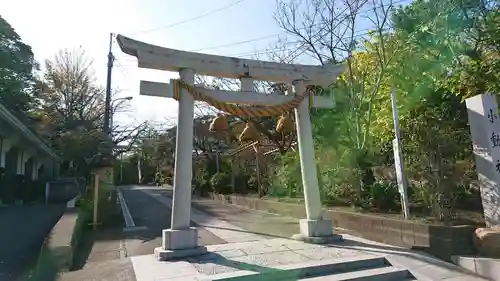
393,138,409,219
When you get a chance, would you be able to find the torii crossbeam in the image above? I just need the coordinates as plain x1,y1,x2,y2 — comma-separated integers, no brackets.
117,35,345,260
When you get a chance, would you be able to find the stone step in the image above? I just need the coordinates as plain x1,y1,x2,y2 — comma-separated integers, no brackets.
298,266,414,280
209,255,412,281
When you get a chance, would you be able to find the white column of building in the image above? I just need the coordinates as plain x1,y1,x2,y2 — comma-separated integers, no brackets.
20,150,34,175
16,151,24,175
32,158,43,180
0,138,13,168
292,80,341,241
0,138,11,205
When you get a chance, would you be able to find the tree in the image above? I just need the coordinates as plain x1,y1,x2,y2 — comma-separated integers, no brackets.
274,0,398,202
392,0,500,100
0,15,40,119
40,48,105,131
380,0,500,221
37,48,143,176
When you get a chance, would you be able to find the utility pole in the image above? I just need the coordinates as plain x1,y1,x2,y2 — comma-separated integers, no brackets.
103,33,114,137
391,86,410,219
137,152,142,184
120,153,124,184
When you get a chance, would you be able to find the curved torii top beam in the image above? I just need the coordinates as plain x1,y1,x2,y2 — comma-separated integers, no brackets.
116,35,345,87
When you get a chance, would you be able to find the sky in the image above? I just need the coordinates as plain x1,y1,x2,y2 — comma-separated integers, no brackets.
0,0,409,128
0,0,287,127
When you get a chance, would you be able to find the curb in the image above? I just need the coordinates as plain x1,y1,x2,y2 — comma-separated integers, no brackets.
117,188,147,232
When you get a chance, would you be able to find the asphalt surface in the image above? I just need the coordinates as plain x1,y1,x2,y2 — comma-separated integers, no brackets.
120,187,226,257
0,204,65,281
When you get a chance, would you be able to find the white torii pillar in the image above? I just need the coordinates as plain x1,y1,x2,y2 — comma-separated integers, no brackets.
292,80,342,243
155,68,208,260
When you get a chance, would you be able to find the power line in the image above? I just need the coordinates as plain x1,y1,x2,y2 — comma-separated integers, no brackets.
114,26,381,69
118,0,406,60
224,27,376,58
114,59,134,78
114,25,382,64
114,0,405,64
189,0,406,52
189,33,289,52
113,27,375,67
128,0,247,36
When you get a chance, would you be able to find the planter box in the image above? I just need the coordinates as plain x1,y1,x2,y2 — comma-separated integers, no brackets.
206,192,476,261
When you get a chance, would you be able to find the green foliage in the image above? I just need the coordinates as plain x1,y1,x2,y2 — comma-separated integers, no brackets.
271,151,302,197
114,158,139,185
0,15,40,119
78,180,119,227
71,197,92,266
401,92,473,221
267,0,498,222
272,146,364,206
154,170,171,186
391,0,500,100
35,48,108,176
22,197,92,281
210,172,232,194
367,181,400,211
21,247,58,281
193,165,212,194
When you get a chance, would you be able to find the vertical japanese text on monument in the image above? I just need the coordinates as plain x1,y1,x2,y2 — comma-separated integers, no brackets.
488,107,500,174
488,108,498,124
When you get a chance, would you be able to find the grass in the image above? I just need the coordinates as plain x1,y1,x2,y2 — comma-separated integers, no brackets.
21,242,58,281
71,189,124,270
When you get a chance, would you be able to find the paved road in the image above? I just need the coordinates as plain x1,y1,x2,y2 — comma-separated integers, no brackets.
120,186,226,257
59,187,226,281
0,204,65,281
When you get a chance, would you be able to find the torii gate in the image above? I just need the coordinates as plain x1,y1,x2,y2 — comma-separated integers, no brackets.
117,35,345,260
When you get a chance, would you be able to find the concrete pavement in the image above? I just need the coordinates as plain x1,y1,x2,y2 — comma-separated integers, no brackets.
0,204,65,281
120,186,226,257
57,186,226,281
59,186,490,280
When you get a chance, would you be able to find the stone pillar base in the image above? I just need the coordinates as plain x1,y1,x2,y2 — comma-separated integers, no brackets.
292,219,343,244
154,227,207,261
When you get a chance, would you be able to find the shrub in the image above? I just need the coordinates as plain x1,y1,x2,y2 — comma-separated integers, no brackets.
210,172,232,194
193,166,212,195
368,181,400,211
272,151,302,197
71,198,92,267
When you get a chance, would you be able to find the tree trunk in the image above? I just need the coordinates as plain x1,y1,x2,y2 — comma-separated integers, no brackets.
353,149,374,205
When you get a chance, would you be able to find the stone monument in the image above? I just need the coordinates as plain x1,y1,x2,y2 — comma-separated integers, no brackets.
466,94,500,227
